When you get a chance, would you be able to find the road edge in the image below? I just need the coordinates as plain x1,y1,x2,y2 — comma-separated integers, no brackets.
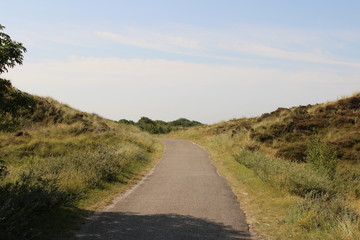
190,140,260,240
72,139,166,238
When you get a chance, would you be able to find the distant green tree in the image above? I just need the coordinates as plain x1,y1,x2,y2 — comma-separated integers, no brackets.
138,117,155,125
118,117,202,134
170,118,202,127
118,119,135,125
0,24,27,74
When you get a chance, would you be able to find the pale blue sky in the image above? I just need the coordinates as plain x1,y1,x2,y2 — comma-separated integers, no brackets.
2,1,360,123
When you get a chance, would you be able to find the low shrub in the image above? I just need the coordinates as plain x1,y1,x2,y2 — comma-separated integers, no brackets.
275,143,307,162
269,123,290,137
306,137,338,179
243,143,260,152
290,119,327,133
250,131,274,143
0,170,71,239
285,165,334,197
287,194,358,232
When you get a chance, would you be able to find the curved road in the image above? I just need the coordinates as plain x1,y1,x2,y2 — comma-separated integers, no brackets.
74,138,251,240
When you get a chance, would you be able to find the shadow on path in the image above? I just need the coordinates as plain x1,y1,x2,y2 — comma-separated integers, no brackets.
74,212,251,240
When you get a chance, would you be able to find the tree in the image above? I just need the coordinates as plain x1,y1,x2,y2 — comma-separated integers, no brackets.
118,119,135,125
0,24,27,74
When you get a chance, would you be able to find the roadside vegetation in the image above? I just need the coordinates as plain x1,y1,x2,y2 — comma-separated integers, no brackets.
119,116,202,134
0,79,162,239
2,23,359,240
168,93,360,240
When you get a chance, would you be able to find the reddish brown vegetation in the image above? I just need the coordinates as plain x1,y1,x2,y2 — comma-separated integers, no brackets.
209,93,360,162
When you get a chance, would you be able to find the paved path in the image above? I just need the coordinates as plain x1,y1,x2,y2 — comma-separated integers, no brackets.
74,138,251,240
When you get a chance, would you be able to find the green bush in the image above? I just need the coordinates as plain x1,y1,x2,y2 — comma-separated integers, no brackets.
118,119,135,125
0,170,71,239
306,136,338,179
285,164,334,197
119,116,202,134
169,118,202,127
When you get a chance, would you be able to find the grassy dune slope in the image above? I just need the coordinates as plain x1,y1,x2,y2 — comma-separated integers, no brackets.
0,79,163,239
168,93,360,240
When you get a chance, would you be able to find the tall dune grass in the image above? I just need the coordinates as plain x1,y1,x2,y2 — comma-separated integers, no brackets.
0,82,158,239
0,124,157,239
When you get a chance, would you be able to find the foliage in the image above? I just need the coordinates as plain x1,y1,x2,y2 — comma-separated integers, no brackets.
306,136,338,179
0,79,35,116
171,118,202,127
0,170,71,239
118,119,135,125
0,24,27,74
119,116,202,134
0,79,36,131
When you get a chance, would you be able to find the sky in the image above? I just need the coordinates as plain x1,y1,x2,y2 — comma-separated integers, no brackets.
1,0,360,123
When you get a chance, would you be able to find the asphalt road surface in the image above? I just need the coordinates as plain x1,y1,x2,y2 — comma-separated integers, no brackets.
74,138,251,240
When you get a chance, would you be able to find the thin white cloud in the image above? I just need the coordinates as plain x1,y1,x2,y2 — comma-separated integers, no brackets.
159,34,203,50
96,32,158,50
43,36,86,47
96,31,203,52
96,27,360,68
96,31,258,63
216,26,360,66
225,42,360,67
6,56,360,86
